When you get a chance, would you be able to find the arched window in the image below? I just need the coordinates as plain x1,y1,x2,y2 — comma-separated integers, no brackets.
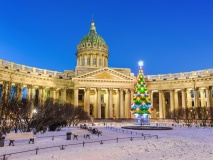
99,58,102,66
104,59,107,67
87,57,90,65
82,58,85,66
93,58,96,65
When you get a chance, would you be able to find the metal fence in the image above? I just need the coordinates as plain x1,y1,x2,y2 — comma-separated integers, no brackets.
0,128,158,160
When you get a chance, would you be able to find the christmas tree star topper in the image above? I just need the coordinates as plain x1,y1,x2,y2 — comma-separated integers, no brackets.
138,61,143,69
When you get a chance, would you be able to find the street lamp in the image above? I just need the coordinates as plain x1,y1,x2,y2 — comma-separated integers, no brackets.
32,109,37,114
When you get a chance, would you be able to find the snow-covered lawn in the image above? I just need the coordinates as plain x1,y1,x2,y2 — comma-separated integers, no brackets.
1,124,213,160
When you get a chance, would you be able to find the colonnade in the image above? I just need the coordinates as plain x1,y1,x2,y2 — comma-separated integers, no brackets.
0,82,134,119
151,86,213,118
77,54,108,67
0,82,67,104
75,87,133,119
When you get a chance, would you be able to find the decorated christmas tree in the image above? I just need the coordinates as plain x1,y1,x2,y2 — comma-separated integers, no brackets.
131,61,152,124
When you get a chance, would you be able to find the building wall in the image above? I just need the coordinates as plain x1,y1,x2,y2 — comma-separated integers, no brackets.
1,59,213,119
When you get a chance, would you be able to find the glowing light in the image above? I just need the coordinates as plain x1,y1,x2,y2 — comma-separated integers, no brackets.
138,61,143,69
33,109,37,114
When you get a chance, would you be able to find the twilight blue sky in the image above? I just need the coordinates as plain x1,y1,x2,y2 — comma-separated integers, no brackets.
0,0,213,75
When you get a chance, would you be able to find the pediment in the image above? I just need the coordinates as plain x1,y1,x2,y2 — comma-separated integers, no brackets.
75,68,134,80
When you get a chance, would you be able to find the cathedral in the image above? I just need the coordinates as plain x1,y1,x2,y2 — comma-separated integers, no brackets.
0,21,136,119
0,21,213,120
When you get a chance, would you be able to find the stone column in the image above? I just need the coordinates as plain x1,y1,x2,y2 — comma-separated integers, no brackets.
159,90,165,119
102,56,104,67
30,85,35,118
97,56,99,67
74,87,79,107
150,90,154,107
162,91,166,118
187,89,192,108
84,88,90,115
108,88,113,118
125,89,130,119
39,87,45,104
79,56,82,66
130,89,134,118
119,88,124,118
15,83,23,101
174,90,179,109
27,85,32,100
194,88,199,107
88,55,91,66
52,88,56,100
116,89,120,118
149,90,154,118
61,88,67,103
206,86,212,108
96,88,101,118
85,56,87,66
200,89,206,107
181,88,187,109
170,89,175,114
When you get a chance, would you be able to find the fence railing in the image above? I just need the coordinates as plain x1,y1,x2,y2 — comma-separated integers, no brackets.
0,130,158,160
105,126,158,139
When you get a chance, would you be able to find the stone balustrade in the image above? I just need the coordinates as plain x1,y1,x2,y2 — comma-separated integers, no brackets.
2,58,213,81
146,69,213,81
0,59,63,78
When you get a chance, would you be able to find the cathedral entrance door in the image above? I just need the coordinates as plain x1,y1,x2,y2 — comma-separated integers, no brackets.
101,106,105,119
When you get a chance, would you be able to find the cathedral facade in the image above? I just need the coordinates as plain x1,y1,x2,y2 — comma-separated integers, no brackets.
1,22,213,119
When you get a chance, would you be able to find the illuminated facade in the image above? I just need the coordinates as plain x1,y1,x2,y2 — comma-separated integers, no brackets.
0,22,213,119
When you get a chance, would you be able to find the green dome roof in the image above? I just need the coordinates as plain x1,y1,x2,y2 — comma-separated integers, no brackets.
77,22,108,50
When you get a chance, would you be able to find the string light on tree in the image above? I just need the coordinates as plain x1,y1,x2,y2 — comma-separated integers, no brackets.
131,60,153,124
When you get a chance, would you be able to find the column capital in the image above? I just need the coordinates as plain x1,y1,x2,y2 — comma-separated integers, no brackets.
119,88,124,91
187,89,192,93
85,87,90,91
15,82,24,86
170,89,175,92
108,88,113,91
174,89,180,93
158,90,164,93
194,87,199,92
74,87,79,90
96,87,101,91
124,89,130,93
205,86,212,90
130,88,135,92
39,86,46,90
61,87,67,91
27,85,34,89
50,87,57,91
199,88,205,92
181,88,186,92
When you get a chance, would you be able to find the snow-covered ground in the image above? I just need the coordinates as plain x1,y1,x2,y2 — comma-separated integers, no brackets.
1,123,213,160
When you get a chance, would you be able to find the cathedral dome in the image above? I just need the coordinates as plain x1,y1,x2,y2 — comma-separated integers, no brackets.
77,22,108,51
75,21,109,69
